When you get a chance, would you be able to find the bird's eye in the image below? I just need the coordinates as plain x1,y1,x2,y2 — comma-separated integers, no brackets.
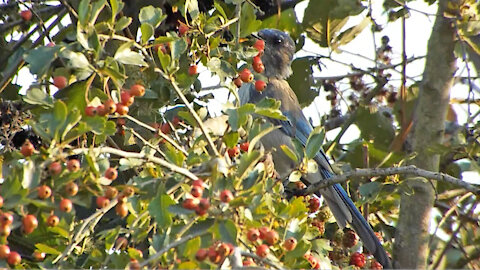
274,38,282,44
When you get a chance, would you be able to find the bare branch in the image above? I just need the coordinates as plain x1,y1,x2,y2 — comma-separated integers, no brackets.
304,165,480,195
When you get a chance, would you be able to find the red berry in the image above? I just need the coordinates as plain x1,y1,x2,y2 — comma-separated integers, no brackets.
33,251,45,261
121,91,134,106
47,215,59,227
161,123,171,134
243,258,255,266
253,39,265,52
48,161,62,176
240,142,249,152
116,202,128,217
264,230,279,245
253,56,262,65
198,198,210,211
60,198,73,212
217,242,231,257
370,260,383,270
105,186,119,199
178,24,189,36
308,197,320,212
104,99,117,114
0,245,10,259
182,198,198,210
129,84,145,97
0,196,3,208
239,68,253,83
283,237,297,251
255,244,269,258
22,214,38,234
65,182,78,196
255,80,266,92
259,226,269,240
96,104,108,116
208,247,221,263
219,190,233,203
0,213,13,225
20,10,32,21
37,185,52,199
233,77,242,88
115,237,128,249
96,196,110,208
247,228,260,242
342,228,359,248
195,248,208,261
7,251,21,266
20,140,35,157
349,252,366,268
123,186,135,197
190,185,203,198
115,104,129,115
227,146,240,158
67,159,80,172
105,167,118,180
0,224,10,237
188,65,198,76
53,76,67,89
85,106,98,116
253,62,265,73
192,179,205,188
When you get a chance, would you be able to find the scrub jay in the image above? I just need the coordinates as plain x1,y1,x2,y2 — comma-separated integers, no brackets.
239,29,391,268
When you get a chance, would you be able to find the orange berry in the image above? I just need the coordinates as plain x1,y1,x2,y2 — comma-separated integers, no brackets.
0,245,10,259
178,24,189,36
255,80,266,92
240,142,249,152
115,202,128,217
219,190,233,203
227,146,240,158
188,65,198,76
255,244,269,258
67,159,80,172
115,104,129,115
60,198,73,212
120,91,134,106
53,76,68,89
65,182,78,196
283,237,297,251
37,185,52,199
85,106,97,116
20,10,32,21
96,196,110,208
104,99,117,114
234,77,242,88
7,251,21,266
239,68,253,83
48,161,62,176
20,140,35,157
129,84,145,97
253,39,265,52
105,167,118,180
253,62,265,73
47,215,59,227
22,214,38,234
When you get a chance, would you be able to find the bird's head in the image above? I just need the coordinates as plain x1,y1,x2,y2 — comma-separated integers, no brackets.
257,29,296,79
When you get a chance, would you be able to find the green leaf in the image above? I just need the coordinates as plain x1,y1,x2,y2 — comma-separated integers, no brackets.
170,38,188,62
158,50,171,71
148,193,175,227
305,126,325,159
236,150,262,180
215,219,237,244
287,57,318,107
178,262,198,269
355,106,395,149
114,42,147,66
185,0,199,20
60,50,92,70
35,243,61,255
254,98,287,120
359,181,382,202
223,132,239,148
280,144,299,163
207,57,236,82
233,3,262,38
114,16,132,31
226,103,255,131
182,237,200,258
23,87,53,107
90,0,106,25
332,16,369,50
78,0,90,26
139,6,165,28
140,23,154,44
285,239,311,260
302,0,365,47
24,46,59,76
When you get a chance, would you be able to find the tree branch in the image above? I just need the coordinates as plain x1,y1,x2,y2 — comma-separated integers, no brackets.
304,165,479,195
239,251,285,270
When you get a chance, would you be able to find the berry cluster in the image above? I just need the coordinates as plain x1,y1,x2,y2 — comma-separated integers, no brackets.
195,241,234,264
85,84,145,117
234,40,267,92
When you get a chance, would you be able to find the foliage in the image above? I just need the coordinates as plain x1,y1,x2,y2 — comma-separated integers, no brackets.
0,0,479,269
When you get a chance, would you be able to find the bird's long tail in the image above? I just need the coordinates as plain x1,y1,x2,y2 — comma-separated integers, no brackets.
317,170,392,269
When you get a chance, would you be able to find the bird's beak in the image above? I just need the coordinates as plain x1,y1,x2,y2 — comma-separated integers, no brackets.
251,32,261,40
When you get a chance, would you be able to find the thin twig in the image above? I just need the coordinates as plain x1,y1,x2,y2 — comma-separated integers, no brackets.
70,146,198,180
139,229,209,267
239,251,284,270
304,165,480,195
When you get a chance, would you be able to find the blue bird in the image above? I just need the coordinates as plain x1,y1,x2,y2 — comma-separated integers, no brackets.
239,29,391,268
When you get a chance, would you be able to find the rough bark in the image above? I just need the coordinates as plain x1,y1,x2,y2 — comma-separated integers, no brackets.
392,0,457,268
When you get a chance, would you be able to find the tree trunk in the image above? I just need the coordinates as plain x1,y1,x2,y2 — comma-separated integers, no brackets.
393,0,457,268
